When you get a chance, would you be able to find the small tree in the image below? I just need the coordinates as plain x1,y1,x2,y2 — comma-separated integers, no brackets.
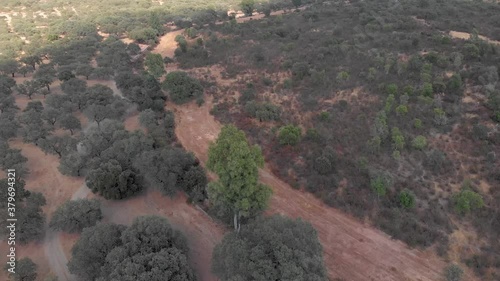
453,186,484,214
16,80,41,99
0,59,19,77
75,64,94,80
412,135,427,150
33,64,56,91
291,0,302,8
86,159,143,200
59,114,81,135
50,199,102,233
278,125,301,146
207,125,271,231
399,189,416,209
144,53,166,78
240,0,255,16
386,83,398,95
370,175,389,198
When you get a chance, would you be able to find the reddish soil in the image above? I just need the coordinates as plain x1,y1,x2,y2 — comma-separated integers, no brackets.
170,96,474,281
0,139,84,281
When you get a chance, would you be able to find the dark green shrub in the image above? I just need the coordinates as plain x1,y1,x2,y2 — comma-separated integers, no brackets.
162,71,203,104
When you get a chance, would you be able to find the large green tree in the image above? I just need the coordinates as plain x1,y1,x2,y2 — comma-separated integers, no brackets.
86,159,143,200
144,53,165,78
207,125,271,231
212,215,328,281
69,216,196,281
68,223,125,280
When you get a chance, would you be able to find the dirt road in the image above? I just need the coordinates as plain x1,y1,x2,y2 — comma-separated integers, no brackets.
171,97,452,281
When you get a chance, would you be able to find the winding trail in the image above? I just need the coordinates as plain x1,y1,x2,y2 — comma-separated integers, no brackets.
171,97,468,281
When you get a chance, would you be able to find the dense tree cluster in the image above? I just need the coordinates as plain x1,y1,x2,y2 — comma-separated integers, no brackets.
68,216,196,281
213,215,327,281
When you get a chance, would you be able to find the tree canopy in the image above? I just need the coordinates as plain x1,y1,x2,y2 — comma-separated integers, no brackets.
69,216,196,281
162,71,203,104
207,125,271,231
212,215,328,281
50,199,102,233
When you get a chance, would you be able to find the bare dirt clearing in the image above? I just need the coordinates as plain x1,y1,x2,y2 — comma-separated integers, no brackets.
449,30,500,45
171,96,473,281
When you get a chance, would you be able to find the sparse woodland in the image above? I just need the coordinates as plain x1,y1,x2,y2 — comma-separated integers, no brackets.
0,0,499,280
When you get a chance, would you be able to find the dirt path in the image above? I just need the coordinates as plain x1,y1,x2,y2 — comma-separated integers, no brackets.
171,96,460,281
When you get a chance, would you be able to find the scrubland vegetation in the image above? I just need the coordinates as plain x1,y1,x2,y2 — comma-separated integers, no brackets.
1,0,500,280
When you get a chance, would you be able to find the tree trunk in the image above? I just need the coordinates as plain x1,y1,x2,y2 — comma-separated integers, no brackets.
233,211,241,233
11,73,14,78
46,84,50,91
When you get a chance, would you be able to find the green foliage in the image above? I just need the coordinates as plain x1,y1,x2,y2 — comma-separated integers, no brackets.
175,35,188,53
69,216,196,281
391,127,405,151
384,94,395,113
444,264,464,281
370,175,388,197
395,104,408,115
453,185,484,214
86,159,143,200
421,82,433,97
144,53,165,78
319,111,330,121
212,215,327,281
163,71,203,104
399,189,416,209
403,85,414,96
128,27,158,43
447,73,463,95
291,0,302,8
207,125,271,231
411,135,427,150
336,71,350,82
386,83,398,95
463,43,480,59
5,258,37,281
414,118,423,129
244,101,281,122
278,125,302,146
50,199,102,233
240,0,255,16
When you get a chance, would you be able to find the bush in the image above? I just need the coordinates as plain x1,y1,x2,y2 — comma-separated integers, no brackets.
386,83,398,95
399,189,416,209
395,105,408,115
370,175,389,197
245,101,281,122
278,125,301,146
453,188,484,214
412,135,427,150
414,118,423,129
240,0,255,16
162,71,203,104
444,264,464,281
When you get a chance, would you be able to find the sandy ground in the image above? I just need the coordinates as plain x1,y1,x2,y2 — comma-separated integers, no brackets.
449,30,500,45
170,96,477,281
